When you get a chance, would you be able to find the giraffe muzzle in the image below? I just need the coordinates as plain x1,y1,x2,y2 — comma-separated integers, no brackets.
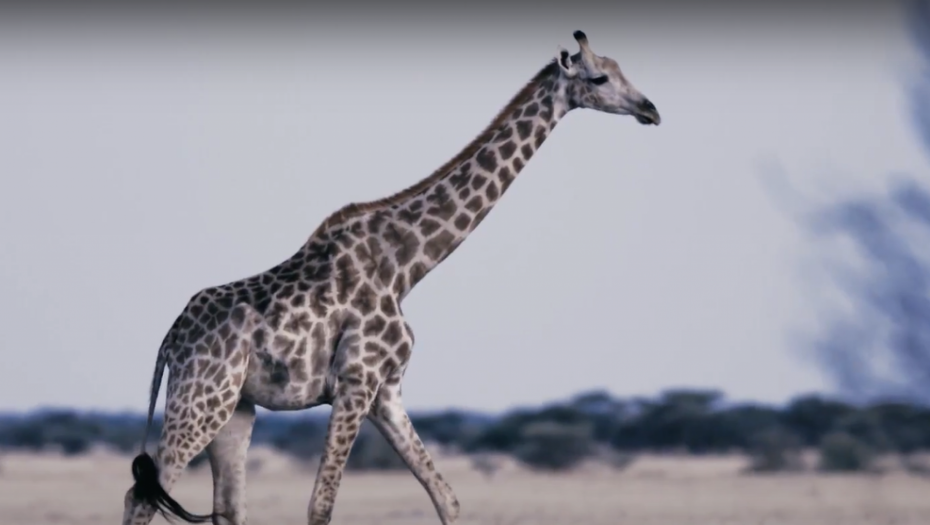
634,98,661,126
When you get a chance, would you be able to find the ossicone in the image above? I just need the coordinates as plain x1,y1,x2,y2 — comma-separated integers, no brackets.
572,29,596,64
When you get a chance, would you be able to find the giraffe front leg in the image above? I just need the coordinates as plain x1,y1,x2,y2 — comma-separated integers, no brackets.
368,383,461,524
206,399,256,525
307,377,376,525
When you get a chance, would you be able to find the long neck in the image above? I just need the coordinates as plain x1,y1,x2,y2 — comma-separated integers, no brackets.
386,61,571,299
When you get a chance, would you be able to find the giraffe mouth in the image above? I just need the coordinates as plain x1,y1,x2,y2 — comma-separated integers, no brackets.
635,113,660,125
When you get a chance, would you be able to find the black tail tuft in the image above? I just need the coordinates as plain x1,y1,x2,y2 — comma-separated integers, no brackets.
130,452,214,524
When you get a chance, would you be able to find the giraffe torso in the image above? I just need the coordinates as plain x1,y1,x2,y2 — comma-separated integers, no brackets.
165,230,412,411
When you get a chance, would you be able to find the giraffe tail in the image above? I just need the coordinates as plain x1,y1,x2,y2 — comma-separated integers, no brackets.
130,453,214,523
129,316,215,524
138,329,170,456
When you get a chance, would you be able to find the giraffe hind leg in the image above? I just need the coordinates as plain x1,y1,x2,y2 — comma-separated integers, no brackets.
123,378,240,525
126,450,213,524
123,304,260,525
206,399,257,525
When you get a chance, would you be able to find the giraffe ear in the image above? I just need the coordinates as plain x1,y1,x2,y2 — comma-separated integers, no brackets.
556,46,579,78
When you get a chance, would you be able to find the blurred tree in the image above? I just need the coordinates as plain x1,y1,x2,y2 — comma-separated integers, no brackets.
345,422,407,471
867,401,930,453
745,426,804,473
780,395,855,446
511,420,594,472
270,417,326,461
464,403,592,453
818,432,875,473
712,403,784,450
410,410,485,450
613,389,725,453
569,390,628,442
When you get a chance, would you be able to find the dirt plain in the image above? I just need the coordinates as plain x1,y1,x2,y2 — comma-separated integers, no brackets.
2,447,929,525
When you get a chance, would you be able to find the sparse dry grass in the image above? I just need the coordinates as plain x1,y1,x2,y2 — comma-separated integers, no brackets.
2,447,930,524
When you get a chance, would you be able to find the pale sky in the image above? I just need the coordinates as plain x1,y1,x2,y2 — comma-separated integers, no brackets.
1,3,928,413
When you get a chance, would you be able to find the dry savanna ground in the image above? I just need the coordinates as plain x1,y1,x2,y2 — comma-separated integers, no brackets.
2,447,930,525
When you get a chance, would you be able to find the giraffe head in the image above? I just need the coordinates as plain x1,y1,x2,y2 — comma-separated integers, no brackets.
556,30,660,126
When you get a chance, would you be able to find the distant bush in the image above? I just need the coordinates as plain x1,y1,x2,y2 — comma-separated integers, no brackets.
589,443,637,471
100,428,143,454
901,453,930,477
818,432,875,472
464,404,591,454
0,411,100,456
866,403,930,454
781,396,856,448
470,452,503,479
411,411,485,452
832,411,892,453
745,427,804,473
511,421,594,472
3,422,46,451
346,423,407,472
269,418,326,462
57,434,92,456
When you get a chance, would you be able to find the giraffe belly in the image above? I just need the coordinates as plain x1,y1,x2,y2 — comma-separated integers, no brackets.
239,326,338,410
241,375,333,410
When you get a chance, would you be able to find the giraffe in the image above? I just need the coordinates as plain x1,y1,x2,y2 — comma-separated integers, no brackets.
122,30,660,525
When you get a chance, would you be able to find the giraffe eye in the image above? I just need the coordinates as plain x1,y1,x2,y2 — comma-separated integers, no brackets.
589,75,609,86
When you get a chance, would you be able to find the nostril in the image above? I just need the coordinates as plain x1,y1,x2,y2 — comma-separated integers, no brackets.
641,99,656,112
